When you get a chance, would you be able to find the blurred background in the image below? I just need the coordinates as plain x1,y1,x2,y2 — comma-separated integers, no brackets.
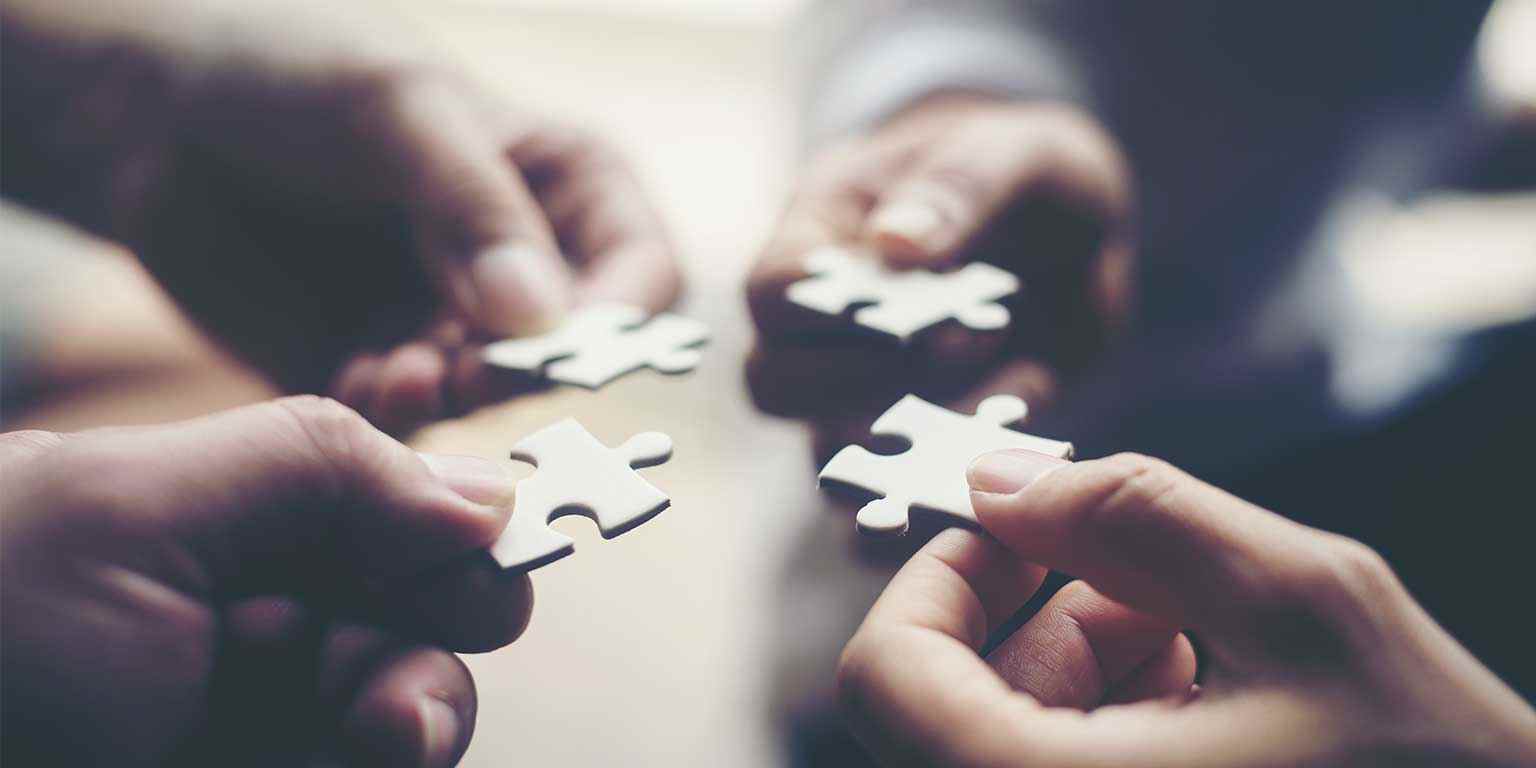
3,0,1534,766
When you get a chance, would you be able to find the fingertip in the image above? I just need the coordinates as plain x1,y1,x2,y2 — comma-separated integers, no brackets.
572,240,681,314
373,344,450,433
868,200,950,265
470,243,574,336
340,647,475,768
418,453,517,509
332,354,387,414
1102,632,1199,705
967,449,1069,497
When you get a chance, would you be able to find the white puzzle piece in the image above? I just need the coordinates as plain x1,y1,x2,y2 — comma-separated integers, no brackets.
492,419,674,571
819,394,1073,536
482,303,709,389
786,246,1020,341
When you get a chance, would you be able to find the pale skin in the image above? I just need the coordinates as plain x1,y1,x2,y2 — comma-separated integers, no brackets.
752,93,1536,767
2,0,681,433
0,396,530,767
7,3,1534,764
837,449,1536,767
744,94,1135,445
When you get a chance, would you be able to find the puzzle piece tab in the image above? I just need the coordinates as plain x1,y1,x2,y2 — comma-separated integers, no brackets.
786,246,1020,340
819,394,1073,536
482,303,709,389
491,419,674,571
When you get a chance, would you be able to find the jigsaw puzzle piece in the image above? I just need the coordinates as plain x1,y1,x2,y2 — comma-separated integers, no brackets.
482,303,643,371
482,303,709,389
786,247,1020,340
491,419,674,571
546,312,707,388
851,263,1018,339
784,247,881,314
818,395,1073,536
818,444,919,535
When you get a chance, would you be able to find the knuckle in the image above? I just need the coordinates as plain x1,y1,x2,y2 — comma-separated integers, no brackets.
1246,536,1402,663
1085,453,1185,541
1295,537,1401,615
273,394,369,438
269,396,378,473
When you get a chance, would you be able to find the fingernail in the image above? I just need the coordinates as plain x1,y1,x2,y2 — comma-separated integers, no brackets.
470,243,571,335
967,449,1067,495
419,452,515,507
417,696,460,768
871,201,944,249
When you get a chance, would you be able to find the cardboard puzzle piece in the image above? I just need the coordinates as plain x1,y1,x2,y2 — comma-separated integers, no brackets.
819,394,1073,536
491,419,674,571
786,246,1020,341
482,303,709,389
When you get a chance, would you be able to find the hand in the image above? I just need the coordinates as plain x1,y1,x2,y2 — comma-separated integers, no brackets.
838,450,1536,766
748,94,1134,378
3,1,680,431
0,396,531,767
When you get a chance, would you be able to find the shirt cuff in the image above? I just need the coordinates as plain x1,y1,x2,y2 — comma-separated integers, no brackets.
802,5,1093,148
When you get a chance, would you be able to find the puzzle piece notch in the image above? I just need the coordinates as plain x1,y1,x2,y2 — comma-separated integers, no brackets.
481,302,708,389
786,246,1021,340
818,394,1073,537
491,419,674,571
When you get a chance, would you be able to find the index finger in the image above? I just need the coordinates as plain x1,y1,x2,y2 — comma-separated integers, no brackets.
837,529,1051,764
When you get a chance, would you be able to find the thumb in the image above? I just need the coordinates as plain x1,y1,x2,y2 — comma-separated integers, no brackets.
866,105,1129,268
52,396,529,651
965,450,1391,642
386,81,573,336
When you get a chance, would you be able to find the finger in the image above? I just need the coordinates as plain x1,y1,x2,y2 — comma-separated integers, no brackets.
329,352,386,417
174,597,327,765
840,521,1333,766
867,105,1131,268
356,551,533,654
747,136,916,337
838,529,1053,763
333,638,477,768
368,342,449,435
385,77,574,335
417,340,550,418
55,397,522,649
1102,633,1198,705
986,581,1188,709
508,129,680,311
967,450,1372,637
862,529,1050,646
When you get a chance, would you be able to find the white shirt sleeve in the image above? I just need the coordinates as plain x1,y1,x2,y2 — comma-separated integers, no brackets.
797,1,1095,148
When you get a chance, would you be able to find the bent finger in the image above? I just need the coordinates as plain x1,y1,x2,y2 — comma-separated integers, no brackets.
986,580,1189,710
387,78,573,335
509,129,680,312
318,627,478,768
967,450,1367,638
868,105,1132,269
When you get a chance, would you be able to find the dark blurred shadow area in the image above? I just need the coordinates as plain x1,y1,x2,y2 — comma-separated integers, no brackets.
768,1,1536,764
